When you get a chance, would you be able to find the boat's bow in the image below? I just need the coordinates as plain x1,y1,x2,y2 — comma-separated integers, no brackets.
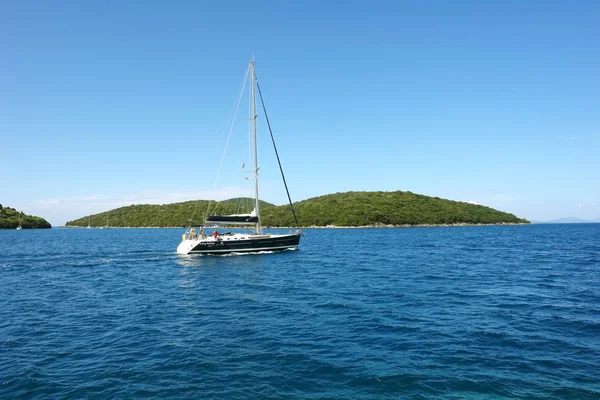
177,238,199,255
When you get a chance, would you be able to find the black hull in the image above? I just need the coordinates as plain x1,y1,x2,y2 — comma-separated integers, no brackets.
189,233,301,254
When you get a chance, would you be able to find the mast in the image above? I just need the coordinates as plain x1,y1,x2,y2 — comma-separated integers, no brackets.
251,59,261,234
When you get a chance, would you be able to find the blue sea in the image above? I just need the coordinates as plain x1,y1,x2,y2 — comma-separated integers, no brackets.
1,224,599,399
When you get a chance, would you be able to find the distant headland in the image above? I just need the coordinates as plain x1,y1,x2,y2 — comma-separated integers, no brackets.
0,204,52,229
65,190,529,228
531,217,600,224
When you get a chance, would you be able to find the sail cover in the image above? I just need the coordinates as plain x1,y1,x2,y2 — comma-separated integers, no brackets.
206,208,258,225
206,214,258,225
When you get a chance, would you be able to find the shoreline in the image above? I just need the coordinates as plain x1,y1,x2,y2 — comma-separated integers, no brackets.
61,222,530,229
271,222,530,228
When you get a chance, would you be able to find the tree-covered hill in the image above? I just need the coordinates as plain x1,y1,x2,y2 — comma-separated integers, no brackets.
262,191,529,226
66,191,528,228
65,198,275,227
0,205,52,229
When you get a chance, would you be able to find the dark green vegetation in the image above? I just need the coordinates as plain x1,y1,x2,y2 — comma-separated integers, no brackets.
0,204,52,229
66,198,275,228
66,191,529,228
263,191,529,226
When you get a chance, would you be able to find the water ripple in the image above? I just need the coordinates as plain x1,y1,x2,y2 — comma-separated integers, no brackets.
1,225,599,399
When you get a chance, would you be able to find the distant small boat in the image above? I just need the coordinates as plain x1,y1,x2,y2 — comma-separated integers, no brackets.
87,217,91,229
16,212,22,230
100,214,110,229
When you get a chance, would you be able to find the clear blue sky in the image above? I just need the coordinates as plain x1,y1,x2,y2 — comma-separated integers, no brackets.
2,0,599,226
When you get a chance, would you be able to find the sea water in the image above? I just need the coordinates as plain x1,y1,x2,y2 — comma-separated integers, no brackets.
1,225,599,399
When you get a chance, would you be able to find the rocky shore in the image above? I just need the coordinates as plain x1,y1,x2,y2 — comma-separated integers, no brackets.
269,222,530,229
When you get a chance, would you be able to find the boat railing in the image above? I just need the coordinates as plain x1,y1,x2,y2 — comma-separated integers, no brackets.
182,225,206,241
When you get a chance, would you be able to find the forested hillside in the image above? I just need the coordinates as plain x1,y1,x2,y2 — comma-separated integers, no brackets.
262,191,529,226
66,191,528,227
66,198,274,227
0,205,52,229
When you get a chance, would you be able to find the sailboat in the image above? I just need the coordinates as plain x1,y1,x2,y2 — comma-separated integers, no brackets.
16,212,22,230
100,214,110,229
177,59,302,255
87,217,91,228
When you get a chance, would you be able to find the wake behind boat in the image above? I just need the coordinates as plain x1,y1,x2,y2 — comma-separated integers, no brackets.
177,59,302,255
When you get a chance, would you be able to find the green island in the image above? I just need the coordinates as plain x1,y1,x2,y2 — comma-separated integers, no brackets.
0,205,52,229
65,190,529,228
